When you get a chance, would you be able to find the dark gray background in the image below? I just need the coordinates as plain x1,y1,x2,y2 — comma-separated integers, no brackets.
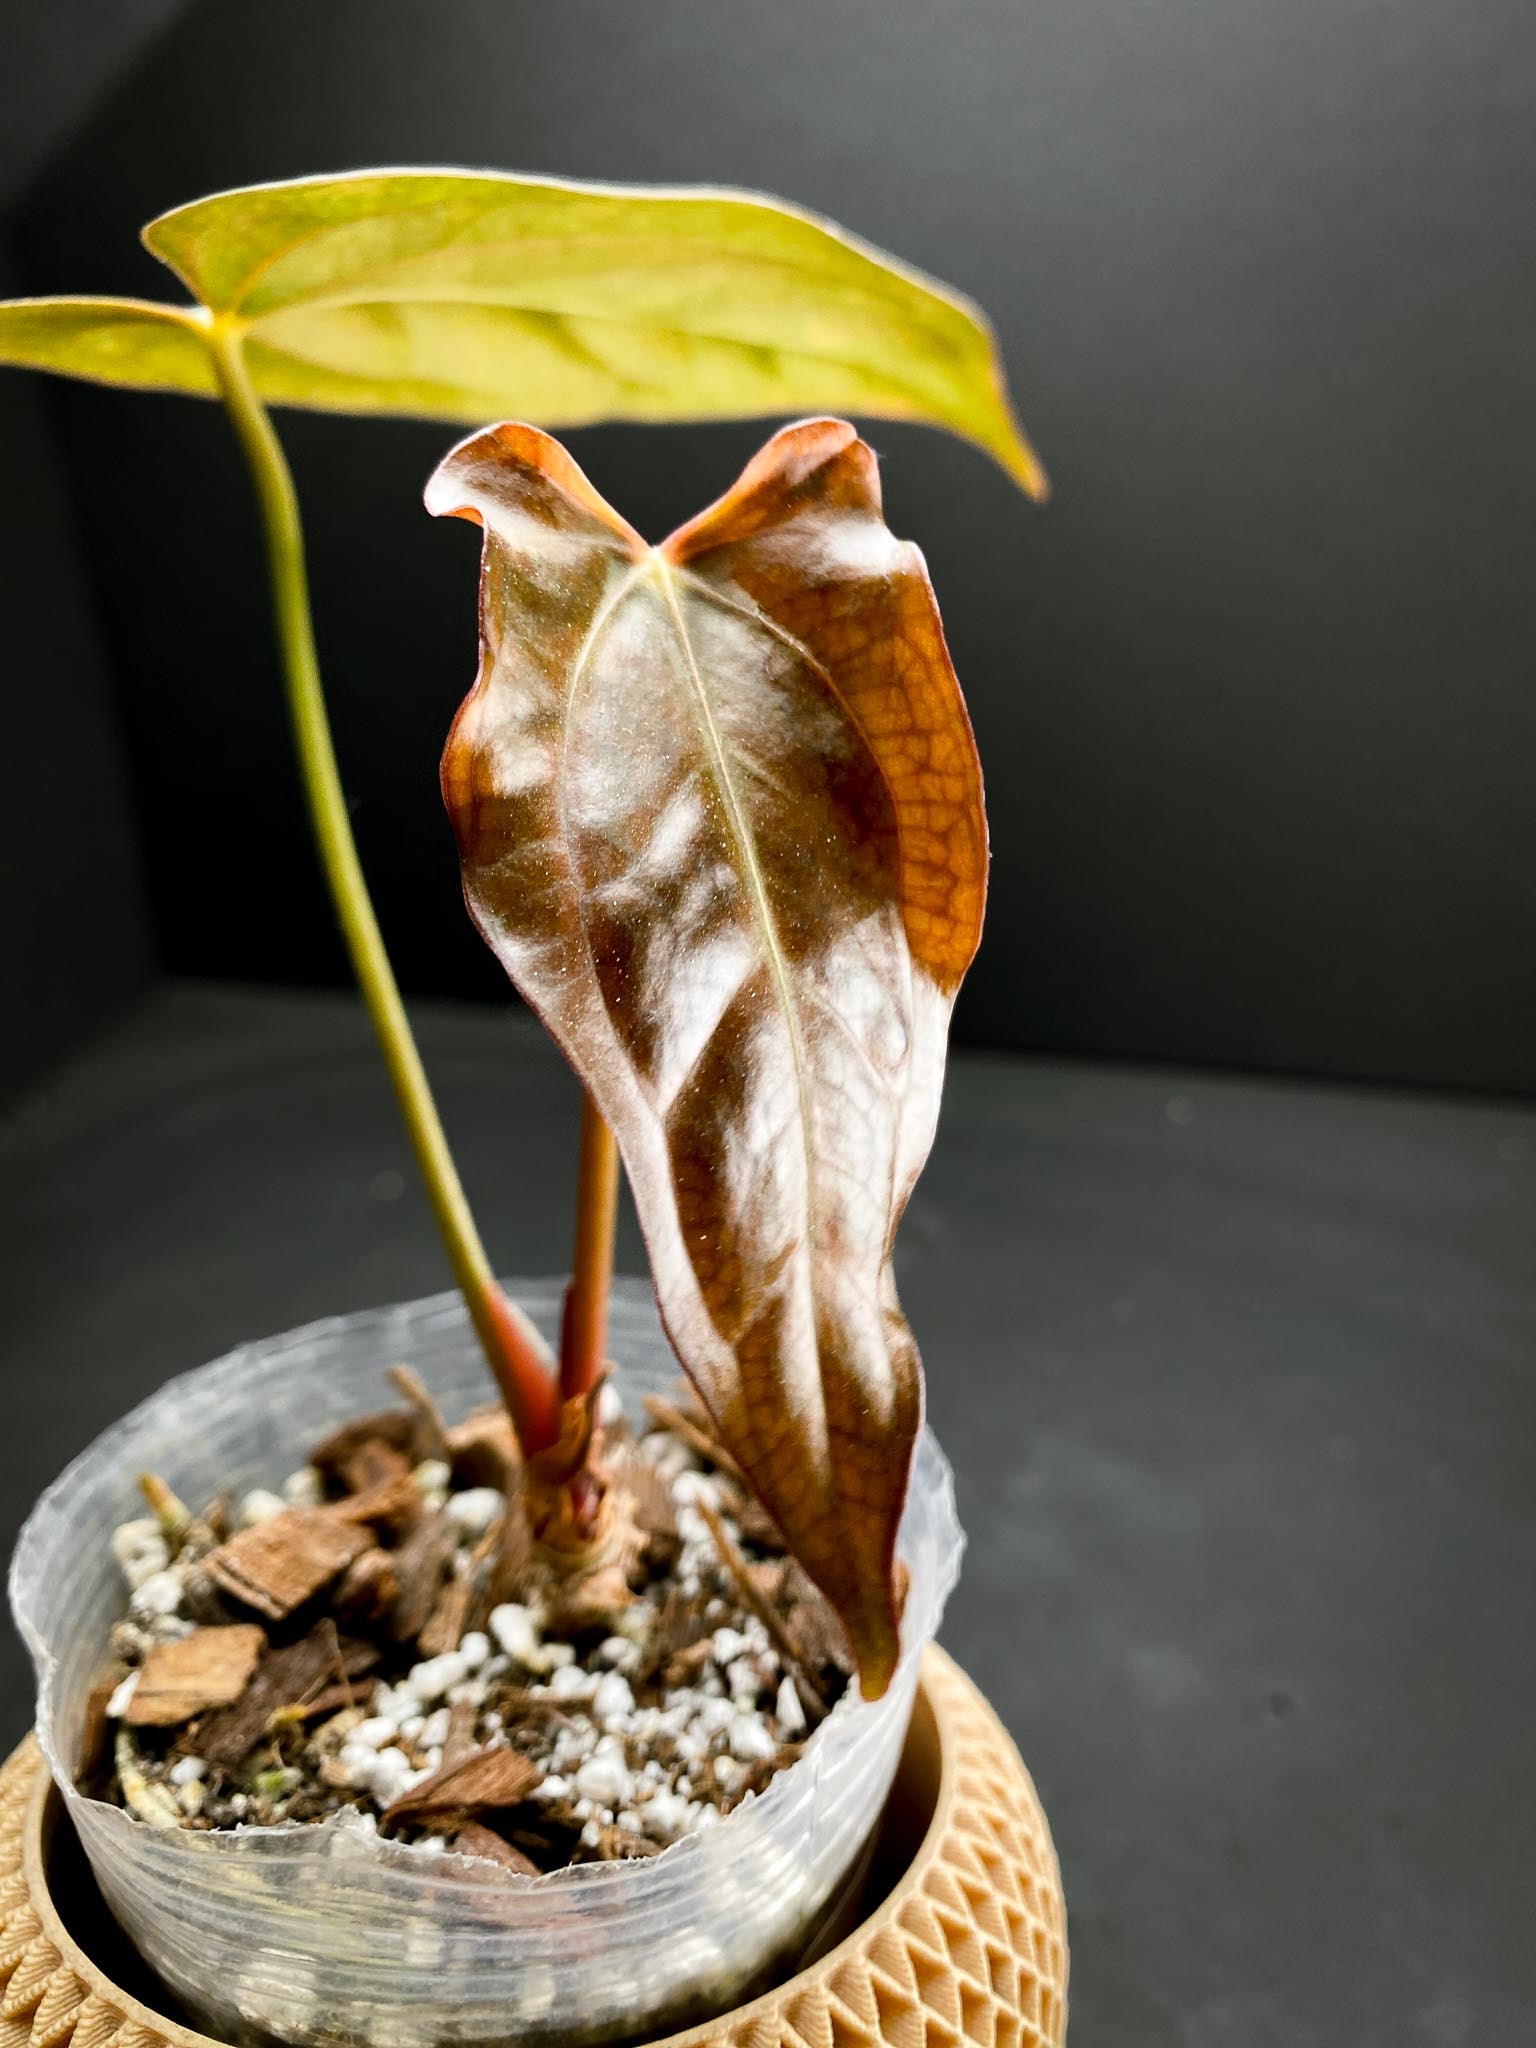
5,0,1535,1099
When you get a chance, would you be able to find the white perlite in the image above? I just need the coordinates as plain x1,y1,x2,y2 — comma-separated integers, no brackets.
417,1708,451,1750
407,1652,466,1703
368,1747,417,1806
129,1571,183,1620
573,1749,631,1808
592,1672,635,1725
100,1425,840,1861
595,1634,641,1676
728,1716,777,1763
412,1459,451,1502
282,1466,324,1507
106,1672,139,1719
446,1488,503,1539
641,1789,691,1844
110,1520,170,1591
776,1675,807,1737
488,1603,540,1666
236,1488,286,1528
549,1663,596,1703
350,1717,397,1750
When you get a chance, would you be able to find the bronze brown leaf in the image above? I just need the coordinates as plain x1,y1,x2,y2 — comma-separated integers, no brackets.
430,420,985,1696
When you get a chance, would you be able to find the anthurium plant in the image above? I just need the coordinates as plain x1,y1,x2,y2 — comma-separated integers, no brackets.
0,169,1041,1700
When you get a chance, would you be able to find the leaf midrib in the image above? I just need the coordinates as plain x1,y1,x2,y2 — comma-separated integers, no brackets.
651,559,825,1444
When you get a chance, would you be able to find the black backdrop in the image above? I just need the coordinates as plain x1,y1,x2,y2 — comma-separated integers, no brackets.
6,0,1536,1094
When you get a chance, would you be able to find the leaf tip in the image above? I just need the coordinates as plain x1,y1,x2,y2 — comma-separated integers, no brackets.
991,405,1051,502
849,1597,904,1703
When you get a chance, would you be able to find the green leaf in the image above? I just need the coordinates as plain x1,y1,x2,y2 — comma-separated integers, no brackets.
0,297,215,396
0,169,1044,494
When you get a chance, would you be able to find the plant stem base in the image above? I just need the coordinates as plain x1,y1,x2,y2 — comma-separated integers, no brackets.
0,1648,1067,2048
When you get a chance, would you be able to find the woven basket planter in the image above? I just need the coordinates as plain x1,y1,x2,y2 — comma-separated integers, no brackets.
0,1647,1065,2048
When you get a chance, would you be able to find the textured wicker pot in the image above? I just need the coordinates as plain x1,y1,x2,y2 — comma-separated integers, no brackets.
0,1647,1067,2048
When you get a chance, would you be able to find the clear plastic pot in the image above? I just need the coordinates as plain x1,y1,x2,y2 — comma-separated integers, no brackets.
11,1279,963,2048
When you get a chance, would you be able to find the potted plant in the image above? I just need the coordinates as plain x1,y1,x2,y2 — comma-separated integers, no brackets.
0,172,1067,2048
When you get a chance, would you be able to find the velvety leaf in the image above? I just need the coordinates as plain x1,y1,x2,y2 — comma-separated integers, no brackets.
0,171,1044,494
431,417,985,1695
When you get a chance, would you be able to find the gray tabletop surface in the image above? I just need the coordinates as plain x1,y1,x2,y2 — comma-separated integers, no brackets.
1,983,1531,2047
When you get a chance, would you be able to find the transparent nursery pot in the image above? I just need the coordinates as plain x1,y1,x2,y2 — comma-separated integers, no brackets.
11,1279,963,2048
